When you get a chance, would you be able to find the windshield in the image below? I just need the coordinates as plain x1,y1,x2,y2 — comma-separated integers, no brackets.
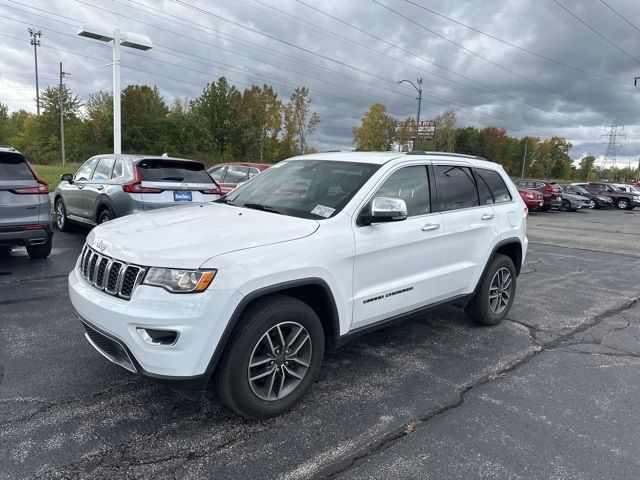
220,160,380,219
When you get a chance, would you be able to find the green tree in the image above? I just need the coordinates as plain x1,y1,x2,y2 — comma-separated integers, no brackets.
235,85,282,162
86,90,113,150
454,126,481,156
191,77,238,158
282,87,320,156
352,103,397,151
121,85,169,153
395,116,416,151
432,110,457,152
479,126,508,164
578,155,596,181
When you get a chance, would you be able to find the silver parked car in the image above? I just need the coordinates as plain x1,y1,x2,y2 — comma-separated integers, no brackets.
0,146,53,258
54,154,221,230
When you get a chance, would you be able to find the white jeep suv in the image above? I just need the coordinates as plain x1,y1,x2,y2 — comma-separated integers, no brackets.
69,152,527,418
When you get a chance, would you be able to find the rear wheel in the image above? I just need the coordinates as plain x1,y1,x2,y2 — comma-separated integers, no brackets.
589,200,596,209
214,294,324,419
560,199,572,212
465,254,517,326
55,198,70,231
26,237,52,259
98,207,115,224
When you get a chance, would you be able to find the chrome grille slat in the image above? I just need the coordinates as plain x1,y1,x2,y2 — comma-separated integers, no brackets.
78,244,146,301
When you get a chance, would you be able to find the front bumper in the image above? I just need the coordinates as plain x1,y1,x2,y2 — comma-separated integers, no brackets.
524,199,544,209
69,266,243,381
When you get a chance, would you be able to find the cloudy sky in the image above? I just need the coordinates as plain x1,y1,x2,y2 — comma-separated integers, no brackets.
1,0,640,165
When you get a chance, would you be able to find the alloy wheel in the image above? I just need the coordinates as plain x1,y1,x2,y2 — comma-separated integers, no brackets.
55,202,65,229
589,200,596,209
489,267,512,315
248,321,312,401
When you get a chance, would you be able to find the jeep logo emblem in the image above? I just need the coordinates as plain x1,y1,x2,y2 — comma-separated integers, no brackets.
95,240,108,252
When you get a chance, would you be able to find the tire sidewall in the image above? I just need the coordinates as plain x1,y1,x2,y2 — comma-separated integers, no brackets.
99,208,113,224
226,298,324,418
55,199,67,231
617,198,629,209
473,255,517,326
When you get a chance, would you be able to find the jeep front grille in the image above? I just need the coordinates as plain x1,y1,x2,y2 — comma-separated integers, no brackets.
79,244,146,300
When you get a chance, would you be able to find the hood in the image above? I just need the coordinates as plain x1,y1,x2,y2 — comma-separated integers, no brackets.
86,202,319,268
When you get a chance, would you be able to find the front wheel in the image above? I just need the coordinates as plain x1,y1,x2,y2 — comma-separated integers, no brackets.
560,199,572,212
589,200,596,209
214,294,325,419
616,198,630,210
465,254,517,326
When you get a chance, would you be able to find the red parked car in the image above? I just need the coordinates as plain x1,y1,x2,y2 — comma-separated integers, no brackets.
513,180,562,211
517,187,544,212
207,162,271,194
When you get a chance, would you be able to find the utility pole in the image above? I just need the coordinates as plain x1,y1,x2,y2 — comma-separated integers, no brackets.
398,78,423,150
59,62,69,167
28,28,42,115
521,137,528,179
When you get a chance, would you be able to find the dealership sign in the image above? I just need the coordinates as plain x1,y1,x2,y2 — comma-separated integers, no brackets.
395,120,436,139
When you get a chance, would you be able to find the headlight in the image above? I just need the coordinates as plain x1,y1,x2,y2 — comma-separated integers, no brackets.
143,268,216,293
526,193,535,199
634,196,640,202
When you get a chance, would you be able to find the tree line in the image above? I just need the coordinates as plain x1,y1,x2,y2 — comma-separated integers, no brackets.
0,77,319,166
353,103,636,182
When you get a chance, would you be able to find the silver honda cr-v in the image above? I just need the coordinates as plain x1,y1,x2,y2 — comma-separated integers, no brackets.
54,154,221,230
0,146,53,259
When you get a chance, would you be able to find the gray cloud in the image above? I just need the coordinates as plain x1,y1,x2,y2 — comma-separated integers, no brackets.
1,0,639,164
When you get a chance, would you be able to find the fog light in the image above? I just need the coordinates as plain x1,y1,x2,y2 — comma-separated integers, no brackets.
136,328,179,346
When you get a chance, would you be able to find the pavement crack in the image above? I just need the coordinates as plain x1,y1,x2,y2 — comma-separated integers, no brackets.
312,294,640,479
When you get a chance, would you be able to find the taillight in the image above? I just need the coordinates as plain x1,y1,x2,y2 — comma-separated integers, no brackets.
544,184,554,192
122,166,163,193
12,183,49,194
200,187,221,195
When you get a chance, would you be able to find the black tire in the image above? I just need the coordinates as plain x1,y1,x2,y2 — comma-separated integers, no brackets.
560,199,571,212
55,198,70,232
615,198,630,210
589,200,597,209
98,207,115,224
0,246,11,257
26,237,52,259
214,294,325,419
540,205,550,211
465,254,517,326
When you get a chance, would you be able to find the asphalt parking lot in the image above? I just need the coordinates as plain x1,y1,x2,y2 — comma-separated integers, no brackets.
2,207,640,479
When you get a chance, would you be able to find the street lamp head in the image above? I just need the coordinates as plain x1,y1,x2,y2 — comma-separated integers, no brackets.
78,25,114,42
121,31,152,51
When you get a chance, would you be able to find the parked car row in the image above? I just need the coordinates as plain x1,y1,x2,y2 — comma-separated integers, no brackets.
513,179,637,212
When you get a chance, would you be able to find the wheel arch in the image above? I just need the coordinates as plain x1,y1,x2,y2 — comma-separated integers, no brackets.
205,278,341,379
94,195,118,222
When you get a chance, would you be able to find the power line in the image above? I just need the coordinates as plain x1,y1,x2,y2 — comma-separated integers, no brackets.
599,0,640,34
553,0,640,64
371,0,554,94
403,0,630,86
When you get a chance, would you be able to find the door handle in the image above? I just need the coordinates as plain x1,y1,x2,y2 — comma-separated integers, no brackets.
97,185,104,191
77,185,84,190
421,223,440,231
481,213,495,220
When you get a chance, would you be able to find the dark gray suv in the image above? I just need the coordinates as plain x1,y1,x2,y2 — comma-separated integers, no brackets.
0,146,53,259
54,154,221,230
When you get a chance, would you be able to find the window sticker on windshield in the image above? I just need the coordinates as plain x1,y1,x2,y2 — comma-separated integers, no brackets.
311,205,335,218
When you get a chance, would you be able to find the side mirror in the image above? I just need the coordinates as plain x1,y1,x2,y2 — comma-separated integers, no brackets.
361,197,408,225
60,173,74,184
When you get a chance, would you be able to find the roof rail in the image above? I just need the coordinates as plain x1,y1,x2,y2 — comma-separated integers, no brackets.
405,150,426,155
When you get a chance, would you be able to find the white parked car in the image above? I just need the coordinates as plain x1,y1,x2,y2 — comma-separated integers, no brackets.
69,152,528,418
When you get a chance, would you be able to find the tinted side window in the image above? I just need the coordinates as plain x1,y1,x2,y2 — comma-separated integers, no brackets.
372,166,430,217
248,167,260,178
75,158,99,181
92,158,115,181
0,153,34,180
476,168,512,204
112,159,124,179
435,165,479,211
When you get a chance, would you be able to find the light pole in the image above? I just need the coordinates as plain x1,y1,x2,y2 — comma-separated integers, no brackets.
78,26,152,154
398,78,423,150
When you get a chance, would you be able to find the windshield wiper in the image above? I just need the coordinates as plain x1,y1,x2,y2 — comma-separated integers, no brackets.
242,203,287,215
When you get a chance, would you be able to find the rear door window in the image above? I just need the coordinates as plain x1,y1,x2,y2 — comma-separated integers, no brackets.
209,166,226,182
0,154,34,180
138,159,214,184
435,165,479,211
92,158,115,181
476,168,512,204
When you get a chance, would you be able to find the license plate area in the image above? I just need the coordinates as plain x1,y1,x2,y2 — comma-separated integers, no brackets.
174,191,192,202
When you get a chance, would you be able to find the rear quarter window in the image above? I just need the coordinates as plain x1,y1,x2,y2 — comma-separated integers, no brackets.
0,153,34,180
138,160,214,183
